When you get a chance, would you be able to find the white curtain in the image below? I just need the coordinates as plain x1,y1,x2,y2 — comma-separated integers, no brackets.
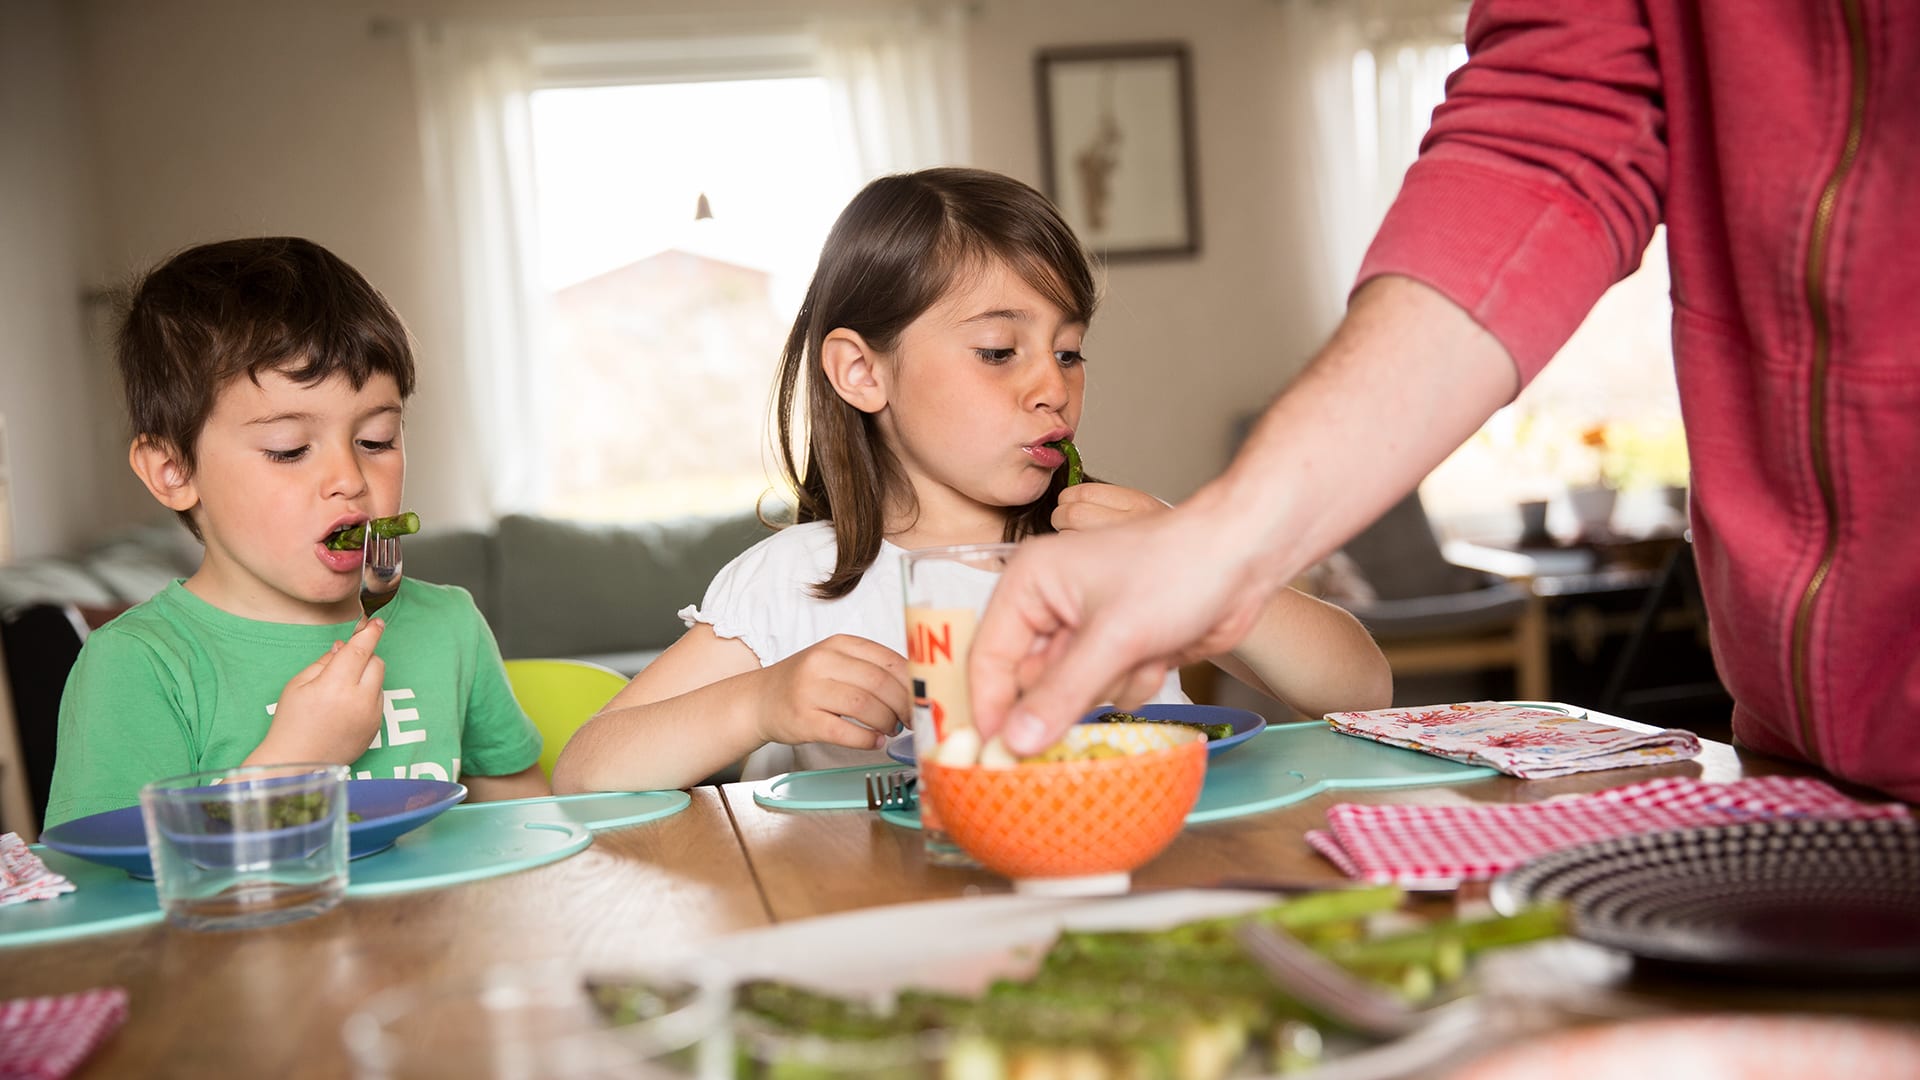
407,23,548,516
1281,0,1465,329
814,8,972,179
404,12,968,522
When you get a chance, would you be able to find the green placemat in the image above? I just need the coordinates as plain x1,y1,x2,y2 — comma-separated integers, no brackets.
879,721,1497,829
753,764,913,811
0,790,689,949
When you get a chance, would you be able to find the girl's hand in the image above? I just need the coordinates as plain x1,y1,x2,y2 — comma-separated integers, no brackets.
1051,482,1170,534
753,634,910,750
248,619,387,766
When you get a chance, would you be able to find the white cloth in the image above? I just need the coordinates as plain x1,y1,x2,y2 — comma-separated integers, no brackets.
680,522,1187,778
814,8,971,180
406,22,548,517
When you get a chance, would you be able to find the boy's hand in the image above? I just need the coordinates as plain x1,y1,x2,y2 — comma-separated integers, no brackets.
246,619,388,767
1050,482,1170,534
753,634,909,750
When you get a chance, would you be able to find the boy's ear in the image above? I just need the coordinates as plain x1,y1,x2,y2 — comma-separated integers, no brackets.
128,436,200,513
820,328,888,414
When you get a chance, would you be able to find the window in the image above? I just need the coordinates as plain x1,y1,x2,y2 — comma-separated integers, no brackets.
1356,40,1685,541
528,74,857,521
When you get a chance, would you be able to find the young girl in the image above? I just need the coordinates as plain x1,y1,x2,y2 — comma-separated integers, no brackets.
552,168,1390,793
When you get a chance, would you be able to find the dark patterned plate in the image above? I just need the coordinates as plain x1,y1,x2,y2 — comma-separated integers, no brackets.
1490,817,1920,980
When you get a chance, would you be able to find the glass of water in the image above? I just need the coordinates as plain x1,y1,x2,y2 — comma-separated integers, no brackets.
139,762,351,931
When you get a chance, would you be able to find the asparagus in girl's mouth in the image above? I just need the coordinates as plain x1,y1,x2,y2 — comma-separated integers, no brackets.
1046,439,1084,486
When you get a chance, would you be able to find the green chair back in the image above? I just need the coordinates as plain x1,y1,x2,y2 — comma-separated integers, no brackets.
503,658,630,780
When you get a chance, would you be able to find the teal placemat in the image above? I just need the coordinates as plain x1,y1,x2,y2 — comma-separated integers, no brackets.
0,790,689,949
753,764,913,811
880,722,1497,829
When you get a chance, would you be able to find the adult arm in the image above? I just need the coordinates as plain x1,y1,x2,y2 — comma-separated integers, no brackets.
974,277,1517,752
1049,483,1390,716
970,0,1670,754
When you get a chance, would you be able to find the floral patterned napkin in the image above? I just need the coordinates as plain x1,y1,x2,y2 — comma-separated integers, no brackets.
1,834,75,907
1325,701,1700,779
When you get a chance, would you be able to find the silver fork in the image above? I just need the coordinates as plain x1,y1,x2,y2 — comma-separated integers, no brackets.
360,534,403,620
1235,921,1426,1038
863,769,917,812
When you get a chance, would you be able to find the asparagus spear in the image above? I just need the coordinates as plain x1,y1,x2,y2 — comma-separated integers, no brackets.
325,511,421,551
1047,438,1084,486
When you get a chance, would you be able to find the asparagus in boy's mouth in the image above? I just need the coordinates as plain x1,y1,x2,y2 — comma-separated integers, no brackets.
324,511,421,551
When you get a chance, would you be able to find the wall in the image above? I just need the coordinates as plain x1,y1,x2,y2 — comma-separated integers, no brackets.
0,0,126,559
9,0,1348,548
967,0,1328,503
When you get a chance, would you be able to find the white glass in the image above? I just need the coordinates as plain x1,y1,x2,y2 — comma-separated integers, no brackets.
343,961,729,1079
900,542,1018,868
139,762,350,931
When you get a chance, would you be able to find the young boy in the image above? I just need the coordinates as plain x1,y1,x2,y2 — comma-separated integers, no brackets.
43,237,547,828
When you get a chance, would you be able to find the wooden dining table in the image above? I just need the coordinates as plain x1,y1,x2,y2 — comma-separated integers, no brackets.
2,737,1914,1078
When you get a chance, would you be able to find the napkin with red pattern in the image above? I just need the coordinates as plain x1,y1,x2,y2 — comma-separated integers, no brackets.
0,988,128,1080
0,835,73,908
1307,775,1913,885
1325,701,1701,778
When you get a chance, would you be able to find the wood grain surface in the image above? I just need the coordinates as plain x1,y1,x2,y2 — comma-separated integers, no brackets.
0,788,765,1079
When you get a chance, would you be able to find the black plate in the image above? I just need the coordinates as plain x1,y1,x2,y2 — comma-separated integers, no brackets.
1491,818,1920,981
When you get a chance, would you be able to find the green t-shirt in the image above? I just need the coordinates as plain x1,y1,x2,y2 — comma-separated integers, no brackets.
44,579,542,828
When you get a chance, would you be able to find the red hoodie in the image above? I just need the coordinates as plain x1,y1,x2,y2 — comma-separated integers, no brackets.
1358,0,1920,800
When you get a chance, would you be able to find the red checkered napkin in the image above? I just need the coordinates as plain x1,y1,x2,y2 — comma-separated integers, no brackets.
0,988,129,1080
1307,776,1912,885
0,835,74,907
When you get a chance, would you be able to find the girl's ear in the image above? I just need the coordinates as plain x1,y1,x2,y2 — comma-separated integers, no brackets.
129,436,200,513
821,328,889,414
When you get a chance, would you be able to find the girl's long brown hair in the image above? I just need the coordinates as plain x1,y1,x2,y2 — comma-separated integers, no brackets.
772,168,1098,598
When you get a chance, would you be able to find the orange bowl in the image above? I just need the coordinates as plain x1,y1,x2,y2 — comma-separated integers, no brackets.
923,723,1207,890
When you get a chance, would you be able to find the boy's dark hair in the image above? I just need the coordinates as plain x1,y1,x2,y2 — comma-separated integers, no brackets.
772,168,1099,599
117,237,417,538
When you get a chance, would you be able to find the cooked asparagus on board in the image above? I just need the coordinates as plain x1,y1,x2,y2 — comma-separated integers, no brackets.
594,887,1565,1079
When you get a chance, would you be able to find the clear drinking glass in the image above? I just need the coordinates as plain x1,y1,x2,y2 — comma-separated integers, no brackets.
139,762,351,931
343,961,729,1080
900,541,1018,868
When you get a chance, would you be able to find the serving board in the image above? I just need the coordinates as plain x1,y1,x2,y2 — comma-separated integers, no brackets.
0,790,689,949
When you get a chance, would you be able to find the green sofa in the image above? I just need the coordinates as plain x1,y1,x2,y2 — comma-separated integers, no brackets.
402,511,771,675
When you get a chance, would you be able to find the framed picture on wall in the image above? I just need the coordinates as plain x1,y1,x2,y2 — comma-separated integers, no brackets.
1035,42,1199,260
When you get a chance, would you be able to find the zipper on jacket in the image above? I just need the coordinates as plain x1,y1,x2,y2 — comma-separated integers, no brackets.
1790,0,1869,766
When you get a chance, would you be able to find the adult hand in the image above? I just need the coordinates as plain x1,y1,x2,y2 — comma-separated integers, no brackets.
753,634,910,750
971,504,1276,756
1050,481,1169,534
251,618,388,765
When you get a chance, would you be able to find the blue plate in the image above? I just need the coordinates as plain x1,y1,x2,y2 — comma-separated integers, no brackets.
39,777,468,879
886,704,1267,765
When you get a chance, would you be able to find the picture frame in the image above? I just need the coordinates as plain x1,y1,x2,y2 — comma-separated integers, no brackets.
1035,42,1199,260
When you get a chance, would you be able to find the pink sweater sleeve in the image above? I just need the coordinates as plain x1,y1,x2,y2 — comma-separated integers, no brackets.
1355,0,1669,382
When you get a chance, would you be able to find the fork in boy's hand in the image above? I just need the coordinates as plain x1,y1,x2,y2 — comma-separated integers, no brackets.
360,534,403,621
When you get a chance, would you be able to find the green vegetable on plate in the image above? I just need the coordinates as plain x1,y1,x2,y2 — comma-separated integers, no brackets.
1095,710,1234,741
